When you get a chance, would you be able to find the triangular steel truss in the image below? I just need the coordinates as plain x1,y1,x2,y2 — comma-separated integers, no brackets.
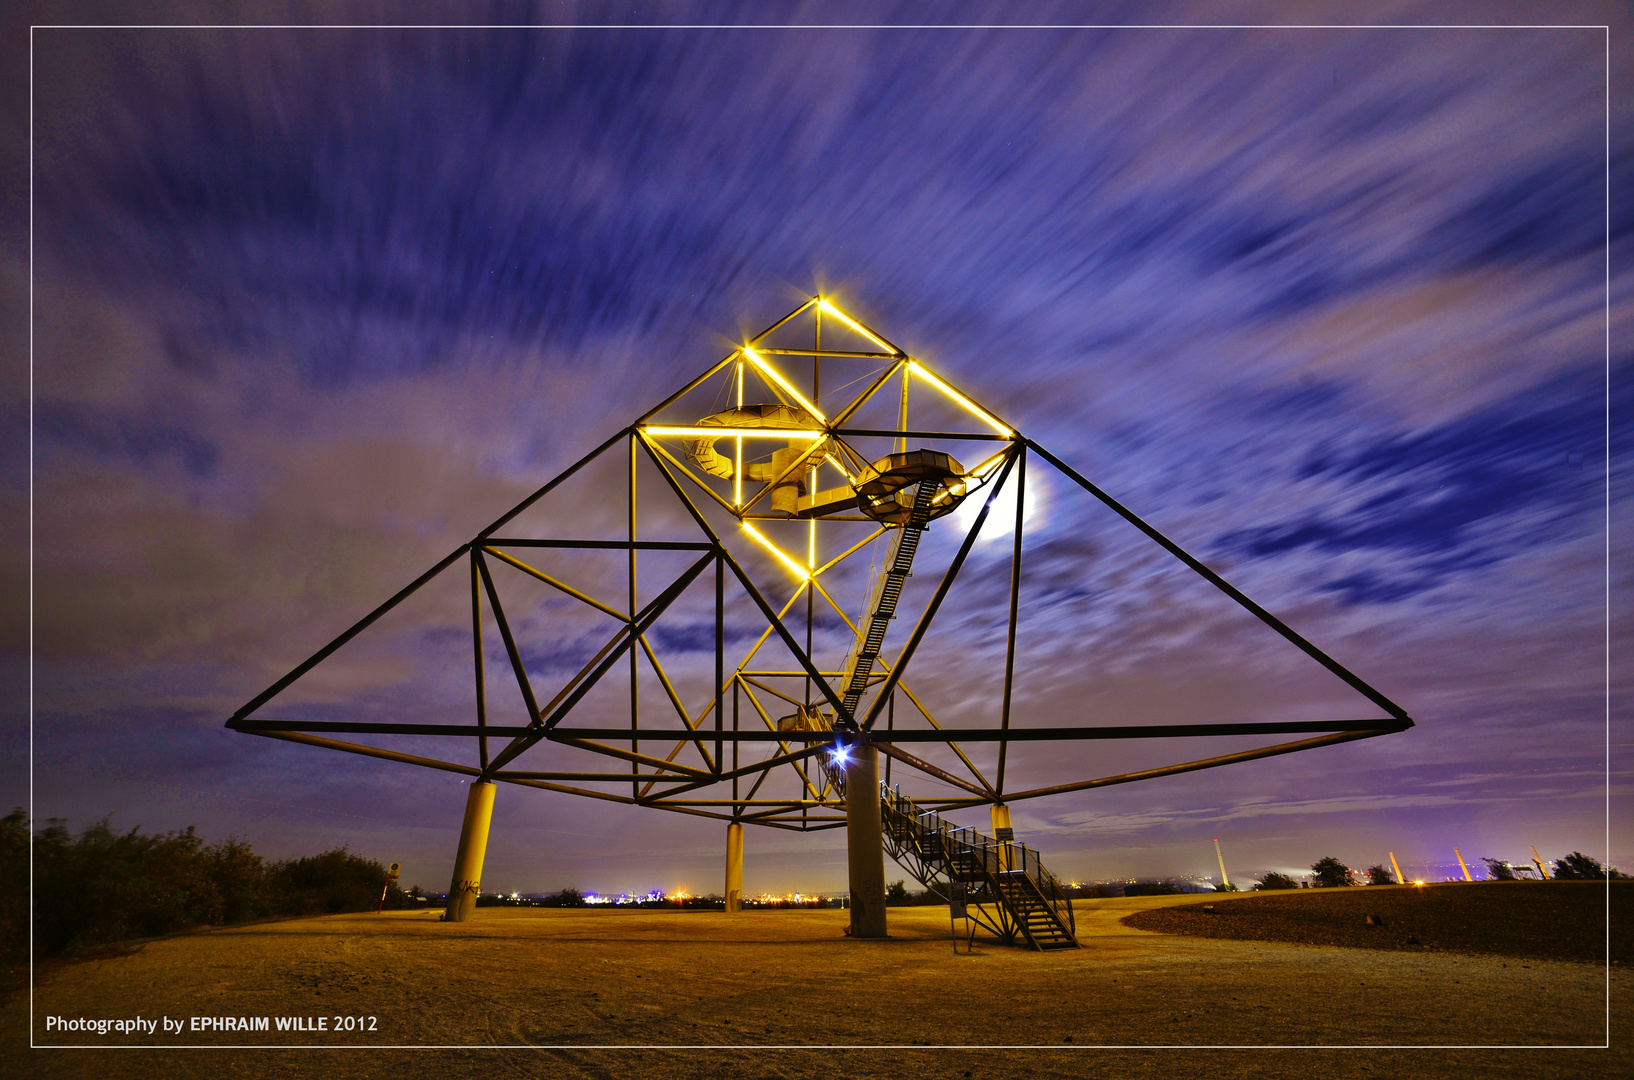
228,295,1413,830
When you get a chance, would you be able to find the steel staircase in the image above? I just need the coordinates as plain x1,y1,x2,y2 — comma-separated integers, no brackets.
879,784,1078,950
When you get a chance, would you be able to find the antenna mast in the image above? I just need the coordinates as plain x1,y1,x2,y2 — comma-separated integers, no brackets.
1214,838,1231,889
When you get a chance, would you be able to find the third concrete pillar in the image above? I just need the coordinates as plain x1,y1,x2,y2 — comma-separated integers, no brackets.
443,780,496,922
845,743,887,938
990,802,1013,871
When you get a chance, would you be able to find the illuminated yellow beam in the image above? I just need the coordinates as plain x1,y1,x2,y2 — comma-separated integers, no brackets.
966,448,1009,480
813,526,885,579
742,347,826,423
818,298,899,356
746,296,820,346
734,362,743,506
742,521,809,581
907,360,1012,436
642,426,824,440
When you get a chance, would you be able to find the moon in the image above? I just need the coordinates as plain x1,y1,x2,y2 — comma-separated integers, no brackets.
952,467,1042,543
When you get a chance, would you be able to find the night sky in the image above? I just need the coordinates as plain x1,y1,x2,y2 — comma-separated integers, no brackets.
12,6,1630,898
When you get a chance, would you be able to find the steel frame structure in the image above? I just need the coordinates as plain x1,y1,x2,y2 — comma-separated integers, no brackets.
227,296,1413,832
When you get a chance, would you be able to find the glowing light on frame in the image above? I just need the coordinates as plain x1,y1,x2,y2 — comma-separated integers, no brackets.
643,426,824,440
817,298,898,355
966,449,1009,480
735,363,743,505
907,360,1012,436
742,521,809,581
741,347,826,423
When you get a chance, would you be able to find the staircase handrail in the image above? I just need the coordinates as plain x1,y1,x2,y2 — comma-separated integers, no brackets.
1010,841,1077,938
878,782,1076,944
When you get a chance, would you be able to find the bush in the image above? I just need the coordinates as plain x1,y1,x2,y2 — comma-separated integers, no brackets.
1553,852,1609,880
2,811,401,958
1311,857,1355,888
1255,872,1298,891
1483,858,1515,881
33,816,226,955
0,810,27,965
1365,864,1394,886
534,888,584,908
210,838,270,923
268,848,392,917
886,880,910,905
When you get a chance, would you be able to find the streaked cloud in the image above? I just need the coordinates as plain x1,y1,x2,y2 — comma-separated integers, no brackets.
15,12,1624,889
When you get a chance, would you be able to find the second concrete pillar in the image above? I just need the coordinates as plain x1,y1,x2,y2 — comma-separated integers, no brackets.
725,821,744,913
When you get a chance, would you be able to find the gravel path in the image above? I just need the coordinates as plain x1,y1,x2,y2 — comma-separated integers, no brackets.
6,900,1627,1078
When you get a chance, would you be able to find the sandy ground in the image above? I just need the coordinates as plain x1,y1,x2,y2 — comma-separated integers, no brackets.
7,895,1629,1078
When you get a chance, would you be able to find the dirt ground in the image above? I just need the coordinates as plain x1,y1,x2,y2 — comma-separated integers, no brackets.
7,895,1629,1078
1124,881,1633,963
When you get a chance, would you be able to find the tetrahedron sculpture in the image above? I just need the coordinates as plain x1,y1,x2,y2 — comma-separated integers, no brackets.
228,295,1412,942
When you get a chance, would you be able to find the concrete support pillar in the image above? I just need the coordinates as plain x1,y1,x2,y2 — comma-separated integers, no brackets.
845,743,887,938
725,821,744,913
443,780,496,923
